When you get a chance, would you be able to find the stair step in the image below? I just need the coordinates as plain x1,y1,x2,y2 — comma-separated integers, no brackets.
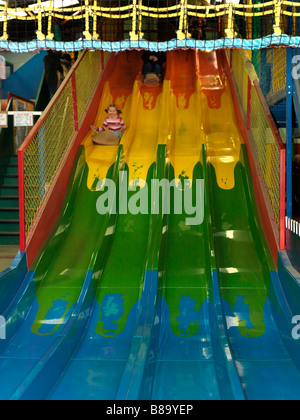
0,233,19,245
0,220,19,233
0,208,19,219
1,175,18,187
0,186,18,197
0,231,19,236
0,196,19,208
0,165,18,176
0,157,20,237
0,155,18,166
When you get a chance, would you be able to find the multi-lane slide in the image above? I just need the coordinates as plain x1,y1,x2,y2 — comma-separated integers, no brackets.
0,51,143,399
1,49,300,400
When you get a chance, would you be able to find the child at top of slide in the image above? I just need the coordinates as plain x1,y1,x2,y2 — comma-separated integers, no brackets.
90,104,126,140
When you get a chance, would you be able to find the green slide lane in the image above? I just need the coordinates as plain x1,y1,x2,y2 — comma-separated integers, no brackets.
45,160,166,400
139,148,244,400
0,143,123,400
31,146,117,335
207,145,273,338
93,162,156,337
159,161,208,338
207,144,300,399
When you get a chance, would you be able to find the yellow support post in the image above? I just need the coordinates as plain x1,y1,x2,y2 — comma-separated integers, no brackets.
176,0,188,40
138,0,144,39
46,0,54,40
0,1,8,40
273,0,282,36
225,0,236,39
92,0,99,39
130,0,139,40
83,0,92,40
36,0,46,40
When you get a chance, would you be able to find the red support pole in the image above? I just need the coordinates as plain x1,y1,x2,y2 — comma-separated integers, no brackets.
18,148,25,251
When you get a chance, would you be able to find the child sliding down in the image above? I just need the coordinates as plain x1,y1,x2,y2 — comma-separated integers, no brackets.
90,104,126,145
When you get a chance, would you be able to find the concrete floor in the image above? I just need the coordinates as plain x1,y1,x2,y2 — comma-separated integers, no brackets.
0,245,19,272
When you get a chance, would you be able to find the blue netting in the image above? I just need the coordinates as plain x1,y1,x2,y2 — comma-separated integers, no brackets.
1,35,300,53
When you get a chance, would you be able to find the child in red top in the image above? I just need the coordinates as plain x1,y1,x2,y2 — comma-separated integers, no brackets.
90,104,126,139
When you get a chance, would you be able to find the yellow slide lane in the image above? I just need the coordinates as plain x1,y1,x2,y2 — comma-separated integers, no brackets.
121,79,164,184
197,50,244,190
82,50,243,194
82,51,143,189
166,50,205,181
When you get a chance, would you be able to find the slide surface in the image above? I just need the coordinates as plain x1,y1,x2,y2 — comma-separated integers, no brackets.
199,50,300,400
1,50,300,400
47,52,165,400
0,52,141,399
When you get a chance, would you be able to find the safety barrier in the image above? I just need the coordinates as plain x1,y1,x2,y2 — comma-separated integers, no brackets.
229,49,286,251
286,216,300,236
18,50,107,251
285,216,300,272
0,0,300,49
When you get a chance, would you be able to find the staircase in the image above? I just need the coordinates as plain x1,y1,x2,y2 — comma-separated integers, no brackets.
0,155,19,245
